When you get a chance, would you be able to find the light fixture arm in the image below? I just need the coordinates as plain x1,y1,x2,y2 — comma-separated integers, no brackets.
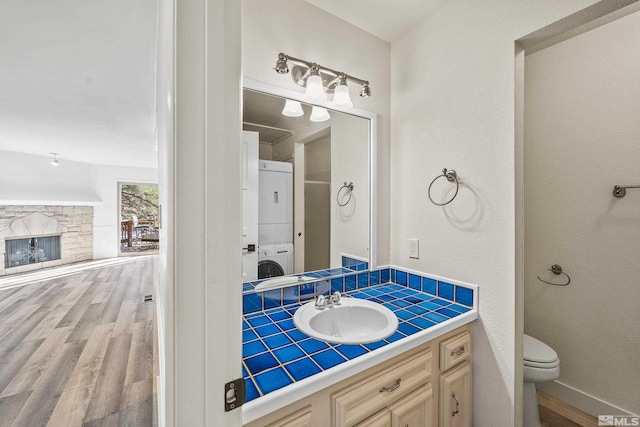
275,53,370,94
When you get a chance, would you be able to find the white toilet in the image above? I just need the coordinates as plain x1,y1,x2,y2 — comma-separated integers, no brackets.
523,334,560,427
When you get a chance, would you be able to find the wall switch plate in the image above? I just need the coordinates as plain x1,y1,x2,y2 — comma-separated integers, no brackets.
409,239,419,259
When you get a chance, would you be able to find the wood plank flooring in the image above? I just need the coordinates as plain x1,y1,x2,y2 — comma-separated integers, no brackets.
0,256,158,427
539,390,598,427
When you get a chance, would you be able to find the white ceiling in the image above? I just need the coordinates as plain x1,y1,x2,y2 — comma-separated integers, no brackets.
0,1,442,169
0,0,158,168
304,0,450,42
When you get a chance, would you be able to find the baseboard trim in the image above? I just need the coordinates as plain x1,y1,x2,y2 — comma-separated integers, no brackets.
537,380,638,418
537,390,597,427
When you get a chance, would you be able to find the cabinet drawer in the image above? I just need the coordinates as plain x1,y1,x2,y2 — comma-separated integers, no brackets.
332,348,432,427
439,332,471,371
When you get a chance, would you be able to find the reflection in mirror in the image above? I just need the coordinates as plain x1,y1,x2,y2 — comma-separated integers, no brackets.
241,85,372,292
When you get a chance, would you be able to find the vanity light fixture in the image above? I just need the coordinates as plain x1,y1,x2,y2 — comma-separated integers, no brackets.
273,52,370,109
50,152,60,166
310,106,330,122
282,99,304,117
303,65,327,103
360,82,371,98
332,74,353,109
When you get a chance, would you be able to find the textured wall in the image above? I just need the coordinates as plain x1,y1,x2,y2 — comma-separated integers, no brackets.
389,0,603,424
243,0,391,267
525,10,640,415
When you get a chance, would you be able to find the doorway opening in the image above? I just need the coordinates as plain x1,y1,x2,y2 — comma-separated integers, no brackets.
119,182,159,255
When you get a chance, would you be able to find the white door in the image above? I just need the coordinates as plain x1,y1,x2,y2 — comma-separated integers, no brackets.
242,131,259,281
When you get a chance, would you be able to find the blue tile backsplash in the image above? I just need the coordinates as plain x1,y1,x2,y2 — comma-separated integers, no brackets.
341,254,369,271
241,266,476,403
243,266,475,315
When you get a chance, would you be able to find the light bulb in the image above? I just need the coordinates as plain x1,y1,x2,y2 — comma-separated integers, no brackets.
310,106,330,122
304,75,326,103
282,99,304,117
332,84,353,109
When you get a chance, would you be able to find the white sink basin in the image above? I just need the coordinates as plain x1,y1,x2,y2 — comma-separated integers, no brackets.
293,297,398,345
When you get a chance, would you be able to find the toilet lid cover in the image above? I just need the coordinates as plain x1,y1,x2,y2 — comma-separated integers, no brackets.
524,334,558,364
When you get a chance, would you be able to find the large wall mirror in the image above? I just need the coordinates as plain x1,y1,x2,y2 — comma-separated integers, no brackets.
242,79,376,291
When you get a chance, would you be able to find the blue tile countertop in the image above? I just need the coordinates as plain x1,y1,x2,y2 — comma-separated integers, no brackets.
241,267,478,423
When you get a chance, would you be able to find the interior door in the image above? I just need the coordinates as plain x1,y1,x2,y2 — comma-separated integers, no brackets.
242,131,259,281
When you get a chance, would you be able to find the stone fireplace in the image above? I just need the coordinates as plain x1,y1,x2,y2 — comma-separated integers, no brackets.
5,235,62,267
0,206,93,276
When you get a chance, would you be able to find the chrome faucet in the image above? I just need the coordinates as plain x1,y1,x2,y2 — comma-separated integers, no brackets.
315,291,341,309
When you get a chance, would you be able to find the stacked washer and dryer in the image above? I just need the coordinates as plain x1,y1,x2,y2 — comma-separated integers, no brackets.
257,160,294,279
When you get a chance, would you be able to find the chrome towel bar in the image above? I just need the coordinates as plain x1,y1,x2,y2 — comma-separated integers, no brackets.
613,184,640,198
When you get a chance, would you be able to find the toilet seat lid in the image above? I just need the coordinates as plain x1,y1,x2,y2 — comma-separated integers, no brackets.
524,358,560,369
524,334,558,364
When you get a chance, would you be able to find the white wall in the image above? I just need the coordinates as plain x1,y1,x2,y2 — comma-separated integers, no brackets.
389,1,604,425
0,150,99,204
330,113,370,265
0,150,158,259
243,0,391,266
271,111,370,269
525,10,640,416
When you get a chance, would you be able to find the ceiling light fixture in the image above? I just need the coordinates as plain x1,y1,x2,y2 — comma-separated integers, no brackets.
50,152,59,166
274,52,371,109
310,106,330,122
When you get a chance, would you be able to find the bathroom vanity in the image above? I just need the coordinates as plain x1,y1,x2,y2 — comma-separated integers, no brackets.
242,266,477,427
244,325,472,427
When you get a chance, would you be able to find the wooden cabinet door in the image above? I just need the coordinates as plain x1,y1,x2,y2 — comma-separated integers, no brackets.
266,405,312,427
355,409,391,427
389,383,433,427
439,362,471,427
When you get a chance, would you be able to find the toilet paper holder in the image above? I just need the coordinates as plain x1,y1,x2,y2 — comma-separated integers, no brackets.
536,264,571,286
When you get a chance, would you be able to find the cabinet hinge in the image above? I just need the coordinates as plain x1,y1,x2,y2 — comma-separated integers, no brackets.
224,378,246,412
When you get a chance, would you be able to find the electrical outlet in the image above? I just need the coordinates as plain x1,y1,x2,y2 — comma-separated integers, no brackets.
409,239,419,259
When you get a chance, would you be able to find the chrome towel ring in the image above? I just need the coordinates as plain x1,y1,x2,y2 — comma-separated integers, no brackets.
536,264,571,286
428,168,459,206
337,181,354,207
